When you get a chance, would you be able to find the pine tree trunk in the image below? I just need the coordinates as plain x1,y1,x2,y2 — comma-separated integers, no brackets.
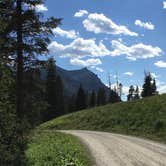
16,0,24,118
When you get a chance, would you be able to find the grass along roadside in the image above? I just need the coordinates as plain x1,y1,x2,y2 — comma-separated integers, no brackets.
26,129,93,166
39,94,166,144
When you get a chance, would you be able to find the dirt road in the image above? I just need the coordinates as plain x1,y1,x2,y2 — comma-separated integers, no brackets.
62,130,166,166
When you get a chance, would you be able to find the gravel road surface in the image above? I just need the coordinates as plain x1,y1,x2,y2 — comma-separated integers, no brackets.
61,130,166,166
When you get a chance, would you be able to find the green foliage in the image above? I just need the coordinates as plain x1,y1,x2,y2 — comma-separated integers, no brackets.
76,85,87,111
89,90,96,107
0,64,26,165
55,75,65,116
26,130,92,166
154,120,164,132
97,88,106,106
40,94,166,143
45,58,65,120
0,0,61,118
108,89,121,103
0,0,61,62
45,58,57,120
142,72,157,97
23,69,48,126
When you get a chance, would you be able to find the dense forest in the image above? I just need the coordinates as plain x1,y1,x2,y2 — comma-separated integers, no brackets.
0,0,158,165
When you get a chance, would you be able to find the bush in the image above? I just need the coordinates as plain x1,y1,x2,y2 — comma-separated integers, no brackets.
154,120,164,132
0,107,27,165
0,64,26,165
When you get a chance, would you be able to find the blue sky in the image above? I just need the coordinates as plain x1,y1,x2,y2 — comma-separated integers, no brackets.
38,0,166,95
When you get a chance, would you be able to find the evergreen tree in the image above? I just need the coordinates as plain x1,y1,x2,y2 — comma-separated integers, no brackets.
76,85,87,111
0,0,61,164
68,95,76,113
109,89,121,103
89,90,96,107
97,88,106,106
0,0,61,118
127,85,135,101
152,79,157,95
141,72,157,97
55,75,65,116
134,86,140,100
0,63,26,165
119,83,123,99
23,69,48,125
45,58,57,120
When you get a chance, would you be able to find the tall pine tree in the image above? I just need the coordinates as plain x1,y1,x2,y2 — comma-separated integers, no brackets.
45,58,57,120
76,84,87,111
134,86,140,100
127,85,135,101
97,88,106,106
55,75,65,116
142,72,157,97
0,0,61,118
89,90,96,107
108,89,120,103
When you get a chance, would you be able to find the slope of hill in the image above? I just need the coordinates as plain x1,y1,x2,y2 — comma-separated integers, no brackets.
39,94,166,143
41,66,109,96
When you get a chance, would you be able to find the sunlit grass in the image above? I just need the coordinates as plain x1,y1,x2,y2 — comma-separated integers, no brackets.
40,94,166,143
26,130,92,166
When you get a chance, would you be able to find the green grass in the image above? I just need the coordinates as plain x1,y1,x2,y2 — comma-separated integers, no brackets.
26,130,92,166
39,94,166,143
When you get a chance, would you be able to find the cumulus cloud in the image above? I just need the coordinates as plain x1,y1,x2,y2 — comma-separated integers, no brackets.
163,1,166,9
135,20,154,30
124,72,134,76
35,4,48,12
53,27,79,39
154,60,166,68
83,13,138,36
74,10,88,17
70,58,102,67
48,36,162,62
110,40,162,60
48,38,111,59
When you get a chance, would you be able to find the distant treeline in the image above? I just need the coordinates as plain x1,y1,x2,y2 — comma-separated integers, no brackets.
43,58,121,122
40,58,158,122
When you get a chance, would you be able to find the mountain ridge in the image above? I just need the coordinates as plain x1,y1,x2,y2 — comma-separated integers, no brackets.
41,66,109,96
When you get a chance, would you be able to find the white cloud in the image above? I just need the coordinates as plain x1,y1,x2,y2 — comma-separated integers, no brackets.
83,13,138,36
95,67,104,72
91,66,104,72
48,37,162,62
70,58,102,67
151,73,159,78
122,86,130,95
163,1,166,9
53,27,79,39
155,79,166,94
74,10,88,17
135,20,154,30
154,60,166,68
110,40,162,60
35,4,48,12
124,72,134,76
158,85,166,94
48,38,111,59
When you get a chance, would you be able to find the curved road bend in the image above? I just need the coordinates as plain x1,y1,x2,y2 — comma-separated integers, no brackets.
61,130,166,166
